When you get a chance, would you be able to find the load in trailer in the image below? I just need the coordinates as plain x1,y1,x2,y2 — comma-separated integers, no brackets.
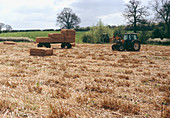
36,29,75,49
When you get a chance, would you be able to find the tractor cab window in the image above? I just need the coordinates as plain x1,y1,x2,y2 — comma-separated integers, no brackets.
124,35,128,40
134,35,137,40
129,34,137,40
129,35,134,40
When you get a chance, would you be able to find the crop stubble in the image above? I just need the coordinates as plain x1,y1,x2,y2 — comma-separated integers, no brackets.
0,43,169,117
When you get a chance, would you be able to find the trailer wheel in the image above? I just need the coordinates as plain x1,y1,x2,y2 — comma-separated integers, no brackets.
61,43,65,48
38,43,43,47
45,43,51,48
67,43,72,49
49,44,51,48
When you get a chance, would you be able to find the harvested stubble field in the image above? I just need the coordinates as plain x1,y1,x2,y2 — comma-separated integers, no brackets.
0,43,169,118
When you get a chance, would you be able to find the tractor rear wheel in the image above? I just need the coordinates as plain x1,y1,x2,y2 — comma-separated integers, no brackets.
132,41,141,51
118,45,125,51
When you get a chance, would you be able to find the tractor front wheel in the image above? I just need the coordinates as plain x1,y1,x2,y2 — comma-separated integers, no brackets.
118,45,125,51
112,45,116,51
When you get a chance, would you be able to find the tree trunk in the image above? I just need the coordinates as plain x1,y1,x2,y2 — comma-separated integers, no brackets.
166,23,170,38
134,16,137,33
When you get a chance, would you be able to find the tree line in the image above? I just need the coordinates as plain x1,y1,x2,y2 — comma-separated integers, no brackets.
0,23,12,33
123,0,170,38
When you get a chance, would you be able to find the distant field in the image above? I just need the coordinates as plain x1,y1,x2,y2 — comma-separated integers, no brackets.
0,31,87,43
1,31,170,46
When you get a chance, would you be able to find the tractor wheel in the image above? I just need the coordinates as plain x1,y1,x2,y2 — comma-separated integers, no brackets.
112,45,116,51
67,43,72,49
118,45,125,51
61,43,66,48
126,46,132,51
132,41,141,51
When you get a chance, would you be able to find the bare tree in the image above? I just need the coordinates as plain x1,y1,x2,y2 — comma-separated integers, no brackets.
5,25,12,31
0,23,5,31
56,8,81,29
151,0,170,38
123,0,149,33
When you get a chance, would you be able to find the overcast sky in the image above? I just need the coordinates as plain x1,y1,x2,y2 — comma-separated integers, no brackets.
0,0,149,30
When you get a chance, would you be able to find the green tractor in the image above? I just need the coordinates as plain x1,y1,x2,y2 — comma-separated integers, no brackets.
111,33,141,51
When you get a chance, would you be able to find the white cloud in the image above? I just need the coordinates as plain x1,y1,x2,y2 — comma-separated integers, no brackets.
71,0,125,27
99,13,125,26
53,0,78,9
123,0,129,3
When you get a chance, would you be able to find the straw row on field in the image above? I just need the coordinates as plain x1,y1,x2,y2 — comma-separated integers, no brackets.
0,37,33,42
148,38,170,45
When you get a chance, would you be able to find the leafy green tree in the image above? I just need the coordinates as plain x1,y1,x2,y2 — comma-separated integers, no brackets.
113,26,125,38
152,28,164,39
82,20,113,43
